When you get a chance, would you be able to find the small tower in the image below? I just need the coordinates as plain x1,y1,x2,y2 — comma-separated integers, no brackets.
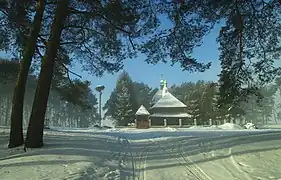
160,74,165,90
162,80,168,97
151,75,166,106
135,105,150,129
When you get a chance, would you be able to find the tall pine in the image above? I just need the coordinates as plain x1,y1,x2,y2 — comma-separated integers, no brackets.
114,71,135,126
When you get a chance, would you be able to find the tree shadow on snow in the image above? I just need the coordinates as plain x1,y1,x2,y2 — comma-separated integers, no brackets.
1,129,281,179
134,145,281,172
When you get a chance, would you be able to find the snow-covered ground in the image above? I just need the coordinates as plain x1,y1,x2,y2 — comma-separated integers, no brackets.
1,124,281,180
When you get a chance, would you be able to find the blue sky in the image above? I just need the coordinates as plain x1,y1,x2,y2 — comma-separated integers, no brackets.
0,24,222,111
78,23,222,108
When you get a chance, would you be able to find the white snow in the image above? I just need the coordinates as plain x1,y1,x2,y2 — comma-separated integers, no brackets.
1,123,281,180
135,105,150,115
218,123,245,130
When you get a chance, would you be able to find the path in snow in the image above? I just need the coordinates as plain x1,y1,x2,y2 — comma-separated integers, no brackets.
1,127,281,179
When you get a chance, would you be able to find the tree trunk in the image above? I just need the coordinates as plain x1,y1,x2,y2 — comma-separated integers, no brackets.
25,0,69,148
8,0,45,148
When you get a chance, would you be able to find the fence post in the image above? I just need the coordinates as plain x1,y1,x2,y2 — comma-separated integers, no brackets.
179,119,182,127
164,119,167,127
209,119,212,126
194,119,197,126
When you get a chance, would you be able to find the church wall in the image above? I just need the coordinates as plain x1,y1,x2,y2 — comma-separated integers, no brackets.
150,117,165,126
150,107,187,114
150,117,192,126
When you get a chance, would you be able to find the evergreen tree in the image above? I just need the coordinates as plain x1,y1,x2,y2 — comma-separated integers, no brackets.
200,82,218,123
0,0,46,148
104,73,158,122
114,71,135,126
216,0,281,119
103,89,117,119
133,82,155,109
0,58,98,128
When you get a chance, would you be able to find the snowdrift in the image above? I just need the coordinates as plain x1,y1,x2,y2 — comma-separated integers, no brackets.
218,123,244,130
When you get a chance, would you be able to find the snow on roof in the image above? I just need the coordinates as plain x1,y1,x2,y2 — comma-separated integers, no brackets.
151,89,163,105
151,92,187,108
150,113,191,118
135,105,150,115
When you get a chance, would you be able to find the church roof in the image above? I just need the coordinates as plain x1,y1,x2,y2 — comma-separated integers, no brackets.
151,89,163,105
135,105,150,115
151,92,187,108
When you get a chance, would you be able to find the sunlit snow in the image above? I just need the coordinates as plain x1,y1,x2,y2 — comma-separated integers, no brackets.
1,124,281,180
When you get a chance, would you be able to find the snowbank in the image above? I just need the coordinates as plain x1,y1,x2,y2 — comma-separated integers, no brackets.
188,123,244,130
259,124,281,129
164,127,178,132
0,126,10,134
218,123,244,130
47,123,247,134
188,125,221,130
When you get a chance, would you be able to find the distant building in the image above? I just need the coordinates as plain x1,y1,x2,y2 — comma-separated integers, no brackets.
149,79,192,126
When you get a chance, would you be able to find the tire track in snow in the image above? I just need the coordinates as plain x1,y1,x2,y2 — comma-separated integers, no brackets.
136,145,149,180
136,139,159,180
124,137,136,179
202,139,253,180
116,136,136,180
115,136,154,180
178,142,212,180
191,136,252,180
149,138,206,180
173,139,212,180
114,137,160,180
227,148,252,180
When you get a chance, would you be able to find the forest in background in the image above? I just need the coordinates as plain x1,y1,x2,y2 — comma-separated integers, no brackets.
0,58,99,128
2,60,281,128
103,71,281,126
1,0,281,148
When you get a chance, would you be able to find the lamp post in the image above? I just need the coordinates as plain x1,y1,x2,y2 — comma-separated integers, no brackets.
95,85,105,127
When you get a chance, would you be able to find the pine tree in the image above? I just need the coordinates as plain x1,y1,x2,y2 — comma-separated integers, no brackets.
200,82,218,124
114,71,135,126
115,85,134,126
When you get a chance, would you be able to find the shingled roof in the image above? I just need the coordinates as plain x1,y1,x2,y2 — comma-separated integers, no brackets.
150,113,192,118
151,92,187,108
151,89,163,105
135,105,150,115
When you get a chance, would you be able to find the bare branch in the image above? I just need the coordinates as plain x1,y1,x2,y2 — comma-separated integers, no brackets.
67,7,136,49
61,63,82,79
98,15,137,49
64,25,106,37
128,34,135,50
0,8,31,29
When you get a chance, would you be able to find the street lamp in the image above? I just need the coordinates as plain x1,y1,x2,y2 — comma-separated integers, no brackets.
95,85,105,127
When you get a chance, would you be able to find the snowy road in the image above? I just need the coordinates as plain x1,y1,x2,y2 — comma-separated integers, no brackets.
119,131,281,180
1,127,281,180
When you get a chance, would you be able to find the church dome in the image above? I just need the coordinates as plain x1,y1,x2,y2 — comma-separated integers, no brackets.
151,78,170,106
